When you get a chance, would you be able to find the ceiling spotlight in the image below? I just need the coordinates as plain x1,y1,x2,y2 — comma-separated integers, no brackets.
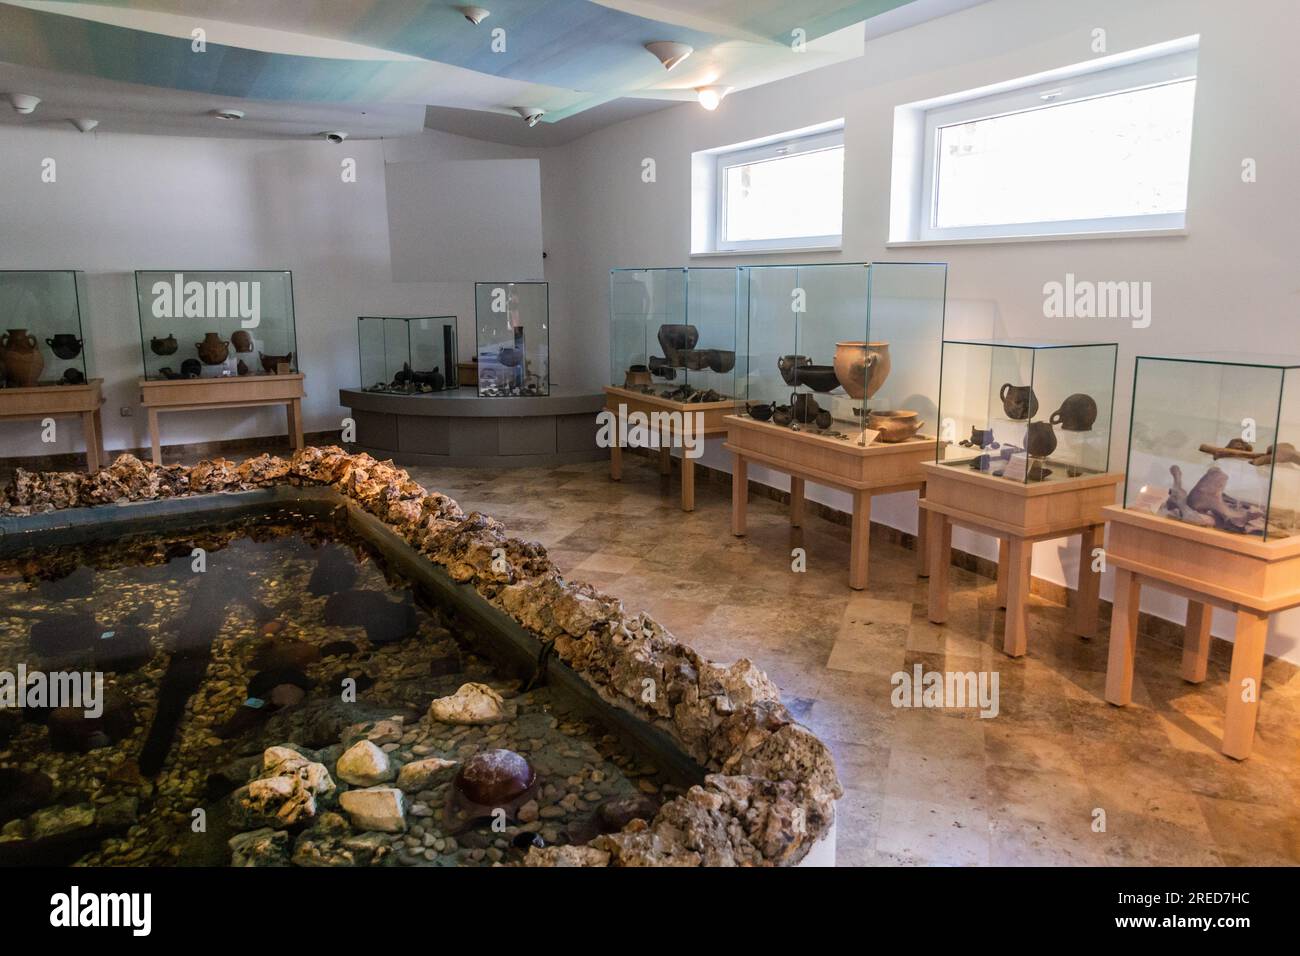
512,106,544,127
458,5,490,25
69,118,99,133
210,108,245,120
322,131,348,143
695,86,731,111
644,41,693,71
6,93,41,114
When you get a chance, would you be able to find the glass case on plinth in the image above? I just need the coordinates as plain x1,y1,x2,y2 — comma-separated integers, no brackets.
740,261,947,445
134,270,298,381
1122,355,1300,539
609,267,742,402
0,271,88,388
475,281,548,397
936,341,1117,484
359,316,458,393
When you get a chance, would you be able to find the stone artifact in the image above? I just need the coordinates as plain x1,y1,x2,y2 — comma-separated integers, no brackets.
150,333,178,356
868,409,924,443
453,749,536,807
1050,393,1098,431
195,332,230,365
260,352,293,374
833,342,890,401
45,334,83,360
1,329,44,386
777,354,811,386
1024,420,1058,458
655,323,698,366
999,383,1038,420
231,330,254,353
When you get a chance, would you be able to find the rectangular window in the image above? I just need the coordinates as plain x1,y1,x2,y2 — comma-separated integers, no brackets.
894,39,1198,244
712,127,844,252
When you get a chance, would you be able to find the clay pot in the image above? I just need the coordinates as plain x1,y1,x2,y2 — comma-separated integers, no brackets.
969,426,995,448
814,410,834,430
747,402,774,422
999,383,1038,421
1025,421,1058,458
624,364,652,388
648,356,676,380
1,329,44,387
656,324,698,365
869,409,925,443
231,330,254,353
196,332,230,365
793,364,840,393
45,334,82,360
681,349,710,371
1050,393,1098,432
790,391,822,424
180,359,202,379
777,355,811,386
833,342,890,401
150,334,178,356
62,368,85,386
260,352,292,374
708,349,736,374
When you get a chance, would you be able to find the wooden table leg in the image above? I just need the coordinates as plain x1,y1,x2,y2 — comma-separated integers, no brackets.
995,538,1010,609
1104,567,1142,705
1002,537,1033,657
609,431,622,481
80,410,100,473
926,509,951,624
92,407,105,468
848,489,871,590
1181,601,1213,683
659,437,672,476
731,453,748,537
1222,608,1269,760
1072,524,1103,638
789,477,805,528
147,407,162,466
681,453,695,512
916,485,929,578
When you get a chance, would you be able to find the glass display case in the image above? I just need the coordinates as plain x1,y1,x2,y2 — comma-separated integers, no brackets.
609,267,743,402
741,261,947,444
0,270,88,388
359,316,458,393
1123,355,1300,539
475,281,548,397
936,341,1117,483
134,270,298,381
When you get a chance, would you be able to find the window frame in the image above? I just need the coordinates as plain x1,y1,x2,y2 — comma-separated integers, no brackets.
918,48,1198,242
713,127,845,253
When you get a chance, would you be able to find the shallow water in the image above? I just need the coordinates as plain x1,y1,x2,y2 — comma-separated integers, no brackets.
0,511,676,866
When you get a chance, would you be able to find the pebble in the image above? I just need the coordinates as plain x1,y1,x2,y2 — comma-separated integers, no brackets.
539,806,565,819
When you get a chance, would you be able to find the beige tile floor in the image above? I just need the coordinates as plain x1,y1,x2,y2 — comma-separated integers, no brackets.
398,454,1300,867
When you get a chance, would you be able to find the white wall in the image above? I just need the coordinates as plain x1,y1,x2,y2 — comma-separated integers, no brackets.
0,126,564,458
547,0,1300,661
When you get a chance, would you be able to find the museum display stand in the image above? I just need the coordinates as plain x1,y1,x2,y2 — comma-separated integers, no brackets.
1102,355,1300,759
607,267,743,511
0,271,105,471
728,416,937,589
133,270,305,464
924,340,1121,655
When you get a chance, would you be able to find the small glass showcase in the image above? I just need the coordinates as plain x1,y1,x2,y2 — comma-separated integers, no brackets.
609,267,743,402
134,270,298,381
1123,355,1300,540
475,281,548,397
359,316,458,394
0,271,88,389
742,261,947,445
936,341,1117,484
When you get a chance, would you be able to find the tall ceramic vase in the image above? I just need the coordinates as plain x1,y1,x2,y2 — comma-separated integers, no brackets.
1,329,45,387
833,342,891,401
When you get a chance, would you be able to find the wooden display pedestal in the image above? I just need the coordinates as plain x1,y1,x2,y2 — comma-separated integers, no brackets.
726,414,937,590
0,379,106,472
139,374,305,466
922,462,1123,657
1102,505,1300,760
603,386,736,512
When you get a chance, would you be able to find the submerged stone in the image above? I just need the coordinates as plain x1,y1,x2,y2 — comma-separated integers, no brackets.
455,749,536,807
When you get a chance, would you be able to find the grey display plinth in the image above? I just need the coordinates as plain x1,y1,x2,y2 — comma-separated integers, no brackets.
339,385,605,468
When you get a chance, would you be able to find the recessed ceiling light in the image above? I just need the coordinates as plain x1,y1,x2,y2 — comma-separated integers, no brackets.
644,41,693,71
210,108,245,120
69,118,98,133
512,106,544,127
5,93,41,114
459,5,490,25
695,86,731,111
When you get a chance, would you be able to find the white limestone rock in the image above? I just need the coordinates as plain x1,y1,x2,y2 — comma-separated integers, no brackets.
427,682,516,726
336,739,394,786
395,757,458,793
339,787,407,833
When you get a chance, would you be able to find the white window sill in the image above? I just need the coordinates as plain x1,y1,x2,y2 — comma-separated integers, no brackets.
690,245,844,259
886,228,1187,248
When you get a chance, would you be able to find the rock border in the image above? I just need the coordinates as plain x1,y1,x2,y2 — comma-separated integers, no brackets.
2,449,843,866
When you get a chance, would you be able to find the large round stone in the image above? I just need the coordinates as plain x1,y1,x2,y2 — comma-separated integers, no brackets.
455,749,536,807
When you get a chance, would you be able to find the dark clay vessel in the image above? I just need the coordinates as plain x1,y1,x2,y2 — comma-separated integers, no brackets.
1049,393,1098,432
1024,421,1058,458
46,334,83,360
777,355,811,386
1000,383,1039,421
150,334,178,356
